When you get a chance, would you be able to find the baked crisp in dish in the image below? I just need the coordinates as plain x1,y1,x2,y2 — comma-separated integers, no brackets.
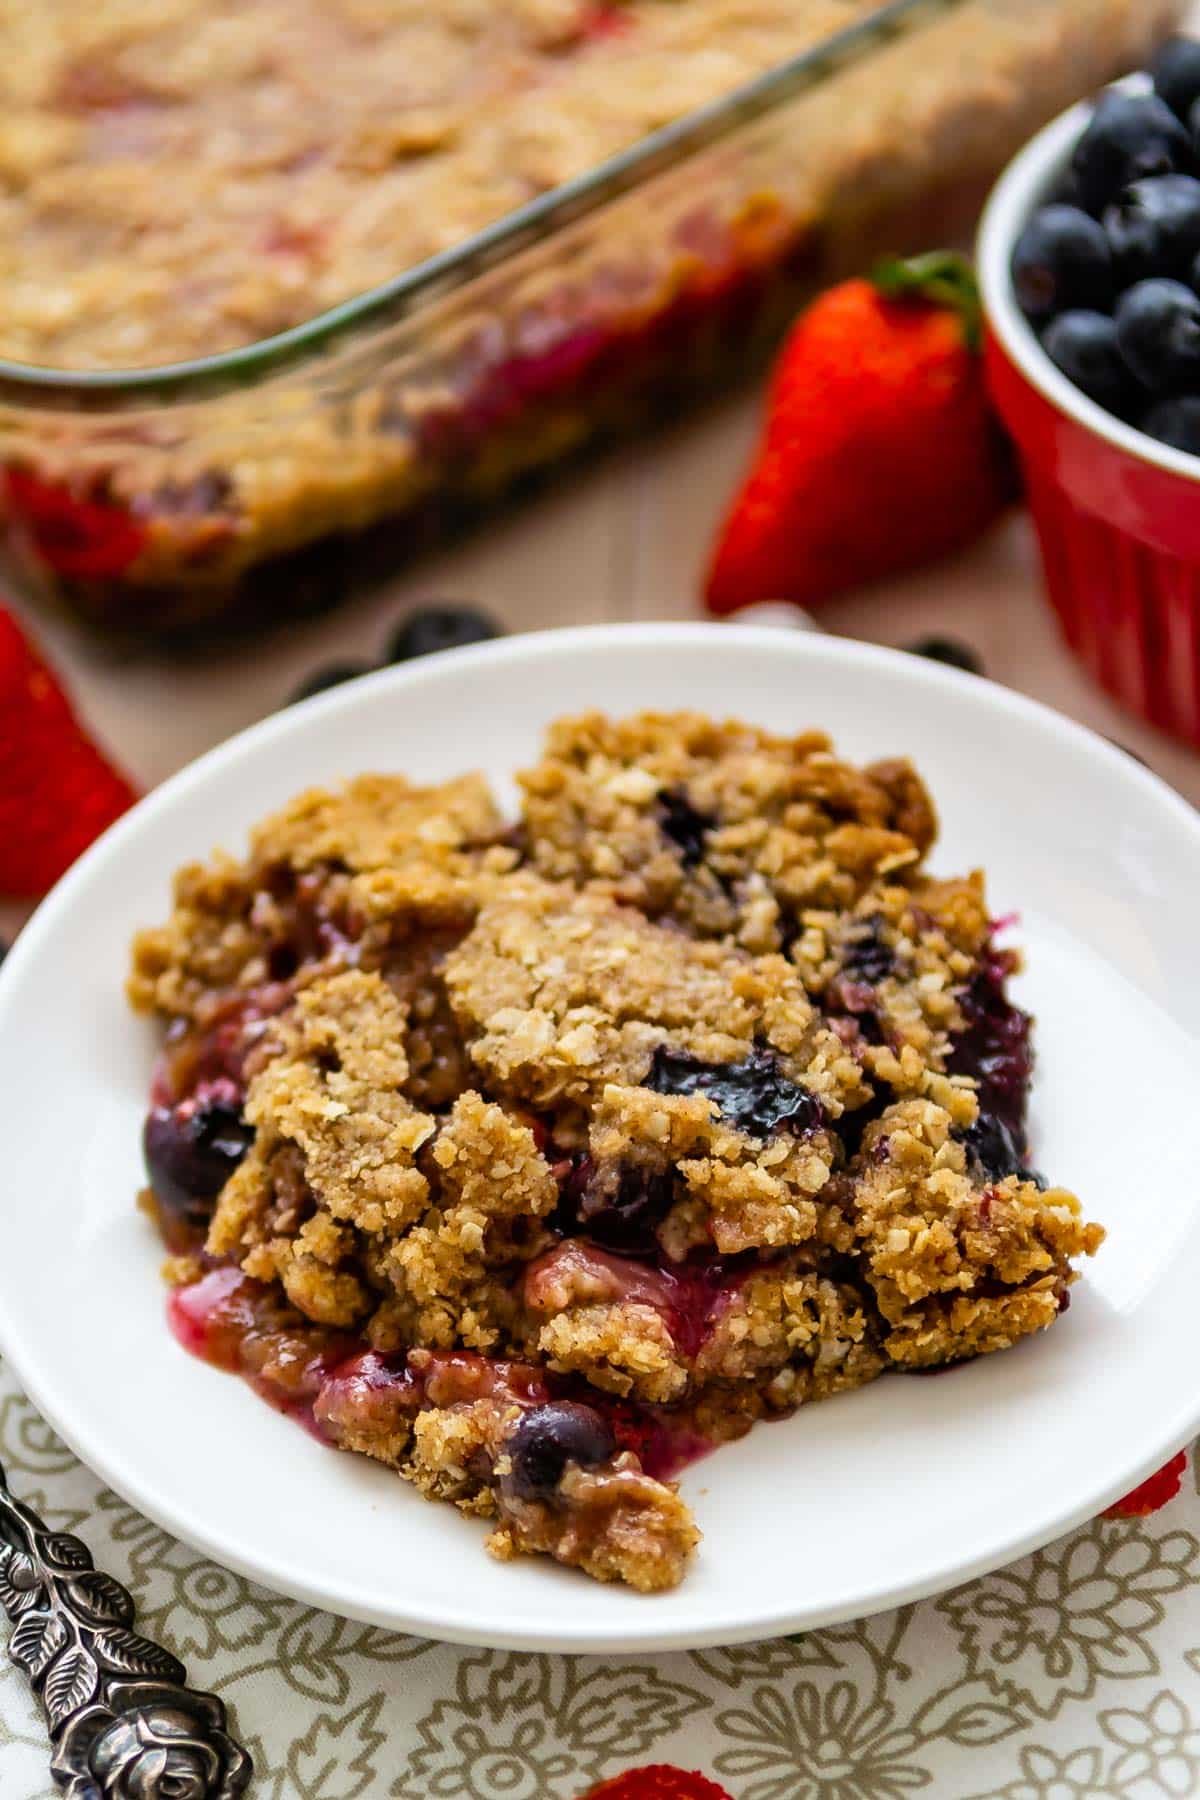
0,1,1179,632
130,713,1103,1591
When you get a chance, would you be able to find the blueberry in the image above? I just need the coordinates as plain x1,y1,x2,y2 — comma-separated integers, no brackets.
1011,205,1113,323
1104,175,1200,285
647,1044,822,1138
949,966,1033,1144
958,1112,1029,1183
504,1402,615,1502
289,660,373,705
906,635,984,675
657,786,715,868
386,604,499,663
1153,36,1200,123
143,1099,254,1233
1071,90,1193,215
1106,736,1151,768
841,915,895,984
1140,393,1200,454
559,1154,675,1253
1115,278,1200,390
1042,310,1136,413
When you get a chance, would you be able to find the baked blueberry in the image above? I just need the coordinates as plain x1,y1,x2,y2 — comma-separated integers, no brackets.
563,1156,675,1253
1071,90,1193,215
841,914,895,984
144,1098,254,1232
1141,393,1200,453
657,786,716,868
906,635,984,675
1042,310,1136,412
958,1112,1028,1183
505,1402,616,1502
1115,278,1200,390
387,604,499,663
1011,204,1113,322
647,1044,822,1137
1153,35,1200,122
1104,174,1200,286
289,660,373,705
949,965,1033,1143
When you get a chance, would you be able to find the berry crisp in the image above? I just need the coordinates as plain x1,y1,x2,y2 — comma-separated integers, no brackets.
129,712,1103,1592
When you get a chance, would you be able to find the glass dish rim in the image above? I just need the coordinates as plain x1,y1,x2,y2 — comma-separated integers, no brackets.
0,0,967,411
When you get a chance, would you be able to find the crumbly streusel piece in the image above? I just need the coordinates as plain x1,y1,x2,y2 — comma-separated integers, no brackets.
128,772,504,1020
315,1346,699,1591
208,971,435,1320
373,1090,558,1352
249,772,503,875
442,878,871,1113
445,880,871,1252
518,711,938,948
792,872,992,1081
487,1458,700,1593
523,1236,884,1407
850,1097,1104,1366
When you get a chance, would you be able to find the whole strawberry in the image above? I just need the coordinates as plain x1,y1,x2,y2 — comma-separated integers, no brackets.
584,1767,731,1800
705,254,1016,613
0,607,137,895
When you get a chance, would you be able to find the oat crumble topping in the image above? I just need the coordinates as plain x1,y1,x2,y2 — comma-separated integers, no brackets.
132,711,1103,1591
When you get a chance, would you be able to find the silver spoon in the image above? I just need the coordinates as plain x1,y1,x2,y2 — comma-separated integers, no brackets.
1,1457,252,1797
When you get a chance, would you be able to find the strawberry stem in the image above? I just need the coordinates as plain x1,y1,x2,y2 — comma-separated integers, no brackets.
871,252,982,351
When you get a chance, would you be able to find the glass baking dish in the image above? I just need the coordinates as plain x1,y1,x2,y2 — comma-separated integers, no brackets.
0,0,1182,638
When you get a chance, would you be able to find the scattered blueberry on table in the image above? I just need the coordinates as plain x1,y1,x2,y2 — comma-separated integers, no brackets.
288,603,502,707
905,635,984,675
289,659,375,704
386,603,499,664
1107,737,1151,768
1012,40,1200,453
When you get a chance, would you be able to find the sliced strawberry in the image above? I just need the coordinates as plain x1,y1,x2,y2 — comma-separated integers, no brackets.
1104,1450,1189,1519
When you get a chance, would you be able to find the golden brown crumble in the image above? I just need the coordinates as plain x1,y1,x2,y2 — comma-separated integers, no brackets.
132,712,1104,1592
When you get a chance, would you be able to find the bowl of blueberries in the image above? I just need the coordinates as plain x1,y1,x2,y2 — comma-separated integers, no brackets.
978,35,1200,747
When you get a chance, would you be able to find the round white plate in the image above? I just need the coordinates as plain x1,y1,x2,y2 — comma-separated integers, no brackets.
1,623,1198,1654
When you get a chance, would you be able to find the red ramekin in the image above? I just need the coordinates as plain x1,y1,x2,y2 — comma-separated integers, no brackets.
979,84,1200,745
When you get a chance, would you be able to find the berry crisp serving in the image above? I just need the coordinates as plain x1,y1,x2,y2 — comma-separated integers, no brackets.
128,713,1103,1592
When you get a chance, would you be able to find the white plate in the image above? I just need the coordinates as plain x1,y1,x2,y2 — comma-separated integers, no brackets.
1,623,1198,1654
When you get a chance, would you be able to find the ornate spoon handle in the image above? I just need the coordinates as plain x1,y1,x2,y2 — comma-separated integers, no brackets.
0,1457,251,1798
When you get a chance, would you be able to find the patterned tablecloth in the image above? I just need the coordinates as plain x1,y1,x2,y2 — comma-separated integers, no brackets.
2,351,1200,1798
1,1366,1198,1799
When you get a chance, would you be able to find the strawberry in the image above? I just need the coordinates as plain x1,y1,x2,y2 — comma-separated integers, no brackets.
0,607,137,895
584,1767,731,1800
1104,1450,1189,1519
6,469,146,581
704,254,1015,613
